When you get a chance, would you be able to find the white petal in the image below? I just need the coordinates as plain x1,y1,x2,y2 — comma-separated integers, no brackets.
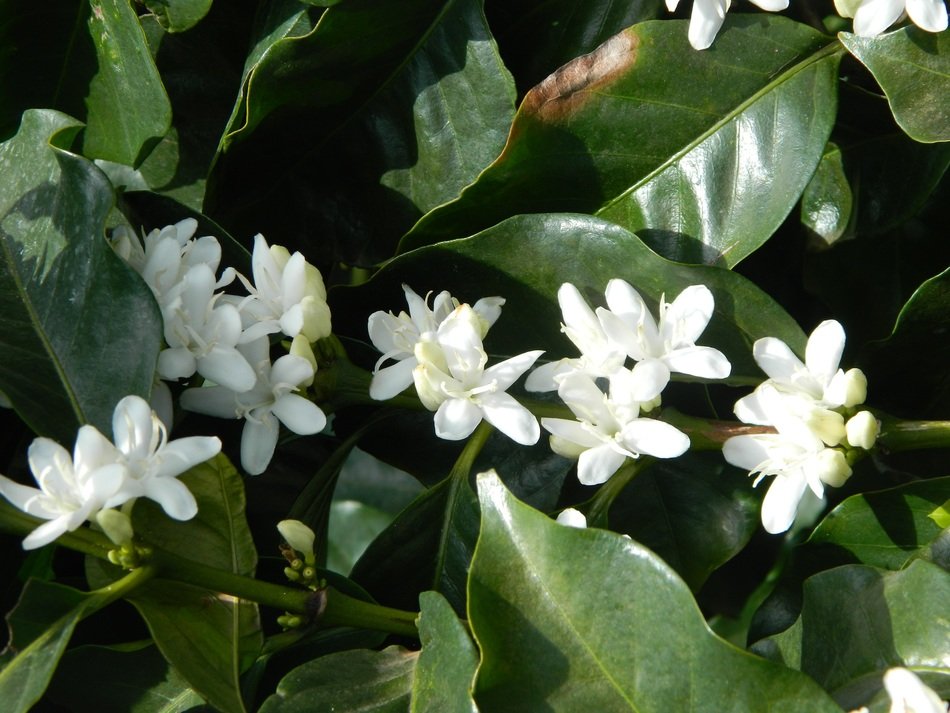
752,337,803,384
541,417,604,449
370,358,418,400
604,279,647,321
0,476,44,513
664,346,731,380
525,359,576,392
271,394,327,435
153,437,222,479
433,398,483,441
241,413,280,475
279,303,305,338
479,392,540,445
180,386,240,418
206,303,245,347
688,0,728,50
619,419,690,459
733,391,772,425
556,508,588,528
112,395,154,462
597,308,645,361
883,668,948,713
198,346,257,393
142,477,198,520
270,354,315,390
577,445,627,485
805,320,845,386
472,296,505,329
628,359,671,401
558,372,613,425
73,426,122,476
853,0,904,35
723,433,777,471
906,0,949,31
663,285,715,346
748,0,788,9
157,347,197,381
367,311,405,355
484,350,543,391
760,473,808,534
22,516,74,550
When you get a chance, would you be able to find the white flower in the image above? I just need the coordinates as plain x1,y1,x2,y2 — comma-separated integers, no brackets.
368,284,503,400
666,0,790,50
882,667,948,713
735,320,867,425
106,395,221,520
556,508,588,528
541,371,690,486
0,429,127,549
232,234,332,343
180,338,327,475
525,282,627,392
157,264,257,393
412,305,542,445
597,281,731,401
723,386,853,534
835,0,948,36
846,410,880,450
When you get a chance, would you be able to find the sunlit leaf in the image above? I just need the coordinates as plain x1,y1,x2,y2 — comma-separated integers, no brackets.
411,591,478,713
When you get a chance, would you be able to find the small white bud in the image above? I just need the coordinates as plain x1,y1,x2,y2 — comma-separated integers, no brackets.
815,448,852,488
846,411,880,450
96,509,135,547
803,407,847,447
555,508,588,528
289,335,318,387
277,519,315,559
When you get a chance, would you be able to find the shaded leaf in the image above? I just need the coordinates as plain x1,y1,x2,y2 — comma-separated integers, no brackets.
258,646,417,712
327,500,394,576
402,17,840,268
0,109,162,444
412,591,478,713
83,0,172,165
144,0,213,33
468,471,841,711
801,143,853,246
752,561,950,710
840,28,950,143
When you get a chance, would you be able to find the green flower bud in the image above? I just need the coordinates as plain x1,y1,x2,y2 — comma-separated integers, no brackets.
277,519,315,560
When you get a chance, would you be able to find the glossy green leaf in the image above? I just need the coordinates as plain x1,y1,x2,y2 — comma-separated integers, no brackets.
607,453,761,591
46,643,204,712
468,471,841,711
752,561,950,710
801,143,853,246
327,500,393,576
83,0,171,166
87,455,261,713
0,580,99,713
209,0,516,266
258,646,417,712
0,109,162,444
411,591,478,713
144,0,213,33
401,17,840,267
351,475,480,616
840,28,950,143
336,213,806,383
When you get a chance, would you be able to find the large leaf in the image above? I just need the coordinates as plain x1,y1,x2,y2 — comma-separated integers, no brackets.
840,27,950,143
258,646,417,712
412,591,478,713
401,16,840,267
0,109,162,444
87,455,261,713
83,0,172,165
335,213,806,383
752,561,950,711
468,471,841,711
208,0,516,267
144,0,213,33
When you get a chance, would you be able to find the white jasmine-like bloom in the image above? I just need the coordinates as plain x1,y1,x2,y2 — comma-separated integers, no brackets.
233,234,332,344
0,430,127,549
541,371,690,485
882,667,948,713
368,284,504,401
157,264,257,393
556,508,588,528
666,0,790,50
412,305,542,445
525,282,627,393
106,395,221,520
735,320,867,425
835,0,948,36
597,281,732,402
723,386,853,534
180,338,327,475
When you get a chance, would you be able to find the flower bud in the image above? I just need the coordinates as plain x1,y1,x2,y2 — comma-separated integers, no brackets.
803,407,847,447
556,508,588,528
815,448,852,488
413,341,451,411
846,410,879,450
827,367,868,408
289,336,318,387
96,509,134,547
277,519,315,560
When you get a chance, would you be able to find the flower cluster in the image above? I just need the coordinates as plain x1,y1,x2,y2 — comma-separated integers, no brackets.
533,281,730,485
111,222,331,475
0,396,220,549
367,286,541,444
723,320,879,533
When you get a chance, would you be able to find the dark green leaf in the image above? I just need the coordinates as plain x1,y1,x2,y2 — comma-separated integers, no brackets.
411,591,478,713
0,109,162,444
801,143,852,246
0,580,99,713
752,561,950,710
336,213,806,384
87,455,261,713
144,0,213,33
840,28,950,143
468,471,841,711
83,0,171,165
608,453,761,591
402,17,840,267
327,500,393,576
258,646,417,712
46,642,204,712
209,0,516,267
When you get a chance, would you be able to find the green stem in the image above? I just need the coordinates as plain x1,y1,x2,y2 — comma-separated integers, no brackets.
321,589,418,637
878,419,950,452
585,458,653,527
90,564,159,609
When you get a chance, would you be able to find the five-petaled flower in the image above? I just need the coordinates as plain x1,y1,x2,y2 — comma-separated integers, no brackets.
834,0,948,36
